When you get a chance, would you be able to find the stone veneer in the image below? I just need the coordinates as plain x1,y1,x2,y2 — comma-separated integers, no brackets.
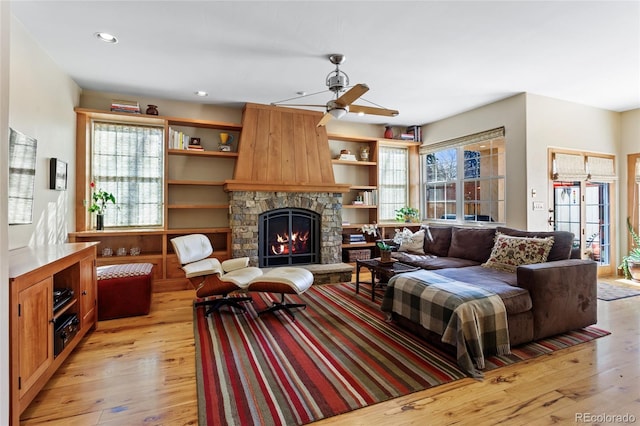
229,191,343,266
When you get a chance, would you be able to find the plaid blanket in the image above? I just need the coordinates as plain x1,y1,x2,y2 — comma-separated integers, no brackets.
381,270,510,377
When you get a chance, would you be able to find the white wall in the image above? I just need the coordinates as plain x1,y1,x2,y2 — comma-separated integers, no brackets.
1,3,10,424
421,93,528,229
8,16,81,249
525,93,621,231
620,108,640,249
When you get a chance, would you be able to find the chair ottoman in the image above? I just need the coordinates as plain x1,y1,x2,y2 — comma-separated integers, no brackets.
97,263,153,320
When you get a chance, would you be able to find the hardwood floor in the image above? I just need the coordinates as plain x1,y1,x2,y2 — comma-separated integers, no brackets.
21,275,640,425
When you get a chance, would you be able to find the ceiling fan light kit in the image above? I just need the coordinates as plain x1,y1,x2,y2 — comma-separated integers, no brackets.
272,53,399,127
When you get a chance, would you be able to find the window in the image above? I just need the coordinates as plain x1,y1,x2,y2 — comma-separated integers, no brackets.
378,146,409,221
420,128,505,223
8,128,37,225
91,121,164,227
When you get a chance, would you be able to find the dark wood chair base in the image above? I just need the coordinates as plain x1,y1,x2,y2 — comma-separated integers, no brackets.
194,295,253,316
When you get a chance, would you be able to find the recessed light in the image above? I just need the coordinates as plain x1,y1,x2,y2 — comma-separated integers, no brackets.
194,91,208,97
94,32,118,43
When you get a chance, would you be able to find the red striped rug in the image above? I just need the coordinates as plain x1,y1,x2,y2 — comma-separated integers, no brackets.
194,282,609,425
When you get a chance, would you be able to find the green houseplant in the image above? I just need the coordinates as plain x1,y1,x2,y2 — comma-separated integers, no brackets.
395,206,419,223
88,182,116,230
377,241,394,263
619,217,640,281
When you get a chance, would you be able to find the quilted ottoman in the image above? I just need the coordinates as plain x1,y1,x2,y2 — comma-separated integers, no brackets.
97,263,153,320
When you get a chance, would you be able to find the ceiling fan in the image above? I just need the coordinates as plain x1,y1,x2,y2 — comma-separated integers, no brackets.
272,54,399,127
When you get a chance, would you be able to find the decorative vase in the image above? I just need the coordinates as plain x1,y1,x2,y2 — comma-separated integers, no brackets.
360,146,370,161
96,214,104,231
384,126,393,139
145,105,159,115
629,260,640,282
380,250,392,263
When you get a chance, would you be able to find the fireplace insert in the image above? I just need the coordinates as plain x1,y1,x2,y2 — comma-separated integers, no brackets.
259,208,320,267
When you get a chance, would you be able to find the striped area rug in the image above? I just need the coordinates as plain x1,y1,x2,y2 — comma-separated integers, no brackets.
194,282,609,425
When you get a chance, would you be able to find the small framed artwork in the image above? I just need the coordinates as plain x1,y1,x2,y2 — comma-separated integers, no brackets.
50,158,68,190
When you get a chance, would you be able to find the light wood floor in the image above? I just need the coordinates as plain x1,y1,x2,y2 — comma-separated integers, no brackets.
21,275,640,425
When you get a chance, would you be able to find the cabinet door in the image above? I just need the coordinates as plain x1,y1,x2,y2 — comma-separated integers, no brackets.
18,277,53,398
79,256,96,328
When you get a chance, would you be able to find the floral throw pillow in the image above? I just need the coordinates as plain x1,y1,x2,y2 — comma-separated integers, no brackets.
394,227,426,254
482,233,554,273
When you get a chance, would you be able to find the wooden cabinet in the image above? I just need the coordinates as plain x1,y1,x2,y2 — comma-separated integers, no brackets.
9,243,98,425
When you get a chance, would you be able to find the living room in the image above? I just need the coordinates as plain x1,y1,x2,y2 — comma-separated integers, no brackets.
2,1,639,425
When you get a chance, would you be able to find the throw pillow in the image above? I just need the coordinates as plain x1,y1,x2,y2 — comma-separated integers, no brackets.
395,227,426,254
482,233,554,273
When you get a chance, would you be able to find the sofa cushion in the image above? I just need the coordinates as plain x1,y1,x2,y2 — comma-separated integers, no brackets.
421,225,452,257
395,228,426,254
432,266,532,315
482,233,554,273
391,252,480,270
496,227,574,261
447,227,496,263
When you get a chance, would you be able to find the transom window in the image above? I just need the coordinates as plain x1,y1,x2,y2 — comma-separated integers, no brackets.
91,121,165,227
421,127,505,223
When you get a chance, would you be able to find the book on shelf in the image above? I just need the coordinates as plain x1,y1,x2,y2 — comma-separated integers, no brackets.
110,99,140,114
187,145,204,151
406,125,422,142
338,153,358,161
398,133,416,140
349,234,366,241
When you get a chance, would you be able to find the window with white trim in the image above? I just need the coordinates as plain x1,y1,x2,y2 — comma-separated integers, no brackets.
91,121,164,227
420,127,506,223
378,146,409,221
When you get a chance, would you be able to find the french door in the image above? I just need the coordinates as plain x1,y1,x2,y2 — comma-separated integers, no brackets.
553,180,614,275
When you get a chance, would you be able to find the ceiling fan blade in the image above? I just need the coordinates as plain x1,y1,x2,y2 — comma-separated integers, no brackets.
349,104,399,117
335,83,369,107
317,112,334,127
274,104,326,108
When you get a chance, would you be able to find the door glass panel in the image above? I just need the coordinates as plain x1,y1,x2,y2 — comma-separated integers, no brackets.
554,182,581,250
585,182,610,265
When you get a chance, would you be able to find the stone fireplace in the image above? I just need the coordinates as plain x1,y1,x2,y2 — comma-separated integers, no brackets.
229,191,343,266
224,103,351,272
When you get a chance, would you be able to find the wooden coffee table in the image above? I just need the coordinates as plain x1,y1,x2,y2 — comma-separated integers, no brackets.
355,258,420,301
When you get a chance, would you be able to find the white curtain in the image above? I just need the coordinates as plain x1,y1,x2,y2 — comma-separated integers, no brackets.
587,156,617,182
553,153,588,181
92,121,164,227
378,146,409,221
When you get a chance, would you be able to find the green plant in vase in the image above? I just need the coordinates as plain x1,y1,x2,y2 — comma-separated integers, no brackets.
619,217,640,281
395,206,419,223
377,241,393,263
88,182,116,230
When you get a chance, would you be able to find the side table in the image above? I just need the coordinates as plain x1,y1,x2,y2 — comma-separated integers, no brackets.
355,258,419,301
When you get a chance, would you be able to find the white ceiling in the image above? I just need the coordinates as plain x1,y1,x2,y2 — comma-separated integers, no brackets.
9,1,640,126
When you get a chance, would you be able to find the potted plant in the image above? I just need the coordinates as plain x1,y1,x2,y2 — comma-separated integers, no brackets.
395,206,420,223
377,241,394,263
89,182,116,230
619,217,640,281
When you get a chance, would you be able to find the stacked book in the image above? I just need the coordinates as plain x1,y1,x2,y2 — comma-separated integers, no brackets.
348,234,367,245
110,99,140,114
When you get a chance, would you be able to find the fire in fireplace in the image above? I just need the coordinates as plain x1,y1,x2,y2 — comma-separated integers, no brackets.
259,208,320,267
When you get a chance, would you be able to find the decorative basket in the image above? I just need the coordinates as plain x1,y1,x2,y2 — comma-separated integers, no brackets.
348,249,371,262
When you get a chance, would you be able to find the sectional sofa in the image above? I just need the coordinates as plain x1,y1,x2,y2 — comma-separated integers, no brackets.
382,225,598,347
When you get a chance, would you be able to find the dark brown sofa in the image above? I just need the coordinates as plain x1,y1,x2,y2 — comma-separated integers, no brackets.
387,225,598,346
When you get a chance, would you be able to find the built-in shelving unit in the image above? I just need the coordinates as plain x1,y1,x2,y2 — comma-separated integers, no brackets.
73,108,241,291
328,132,421,261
